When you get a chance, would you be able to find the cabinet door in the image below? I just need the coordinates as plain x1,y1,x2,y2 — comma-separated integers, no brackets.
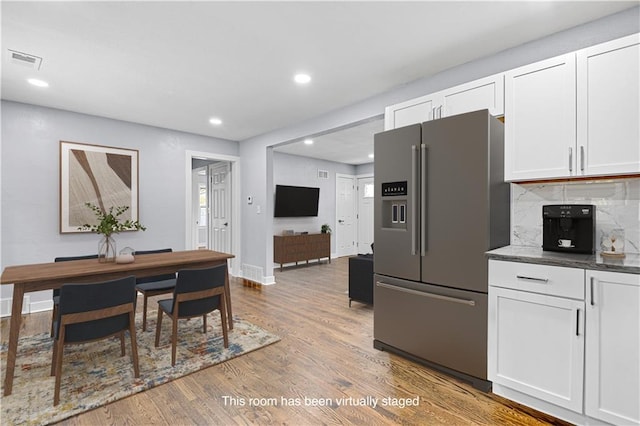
488,286,584,412
384,94,438,130
441,74,504,117
577,33,640,177
585,270,640,425
504,54,577,181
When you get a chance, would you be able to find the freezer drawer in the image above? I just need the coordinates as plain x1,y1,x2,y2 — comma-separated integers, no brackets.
373,274,488,381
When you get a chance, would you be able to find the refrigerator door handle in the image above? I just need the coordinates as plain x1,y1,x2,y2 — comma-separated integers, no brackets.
411,145,419,256
376,281,476,306
420,144,427,256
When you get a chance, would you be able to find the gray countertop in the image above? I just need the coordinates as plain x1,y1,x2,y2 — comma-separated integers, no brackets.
486,245,640,275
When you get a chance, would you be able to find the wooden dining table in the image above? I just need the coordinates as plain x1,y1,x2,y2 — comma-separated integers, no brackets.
0,249,234,396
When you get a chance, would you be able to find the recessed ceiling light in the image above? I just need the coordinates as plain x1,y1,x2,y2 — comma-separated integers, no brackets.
304,139,314,145
209,117,222,126
27,78,48,87
368,153,374,159
294,73,311,84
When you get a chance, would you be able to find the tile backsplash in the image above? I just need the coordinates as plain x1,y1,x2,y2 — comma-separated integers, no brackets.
511,178,640,254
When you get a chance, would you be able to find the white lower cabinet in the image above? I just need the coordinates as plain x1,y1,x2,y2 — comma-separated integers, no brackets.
489,260,640,425
585,270,640,425
488,261,585,413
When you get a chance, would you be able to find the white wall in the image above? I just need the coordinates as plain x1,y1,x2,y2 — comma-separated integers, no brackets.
272,152,356,254
238,7,640,280
0,101,238,310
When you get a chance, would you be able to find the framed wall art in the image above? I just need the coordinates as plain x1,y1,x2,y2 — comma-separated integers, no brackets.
60,141,139,233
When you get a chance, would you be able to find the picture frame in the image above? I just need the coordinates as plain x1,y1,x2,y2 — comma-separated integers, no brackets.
60,141,139,233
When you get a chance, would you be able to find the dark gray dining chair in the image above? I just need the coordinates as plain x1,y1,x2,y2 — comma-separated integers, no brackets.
51,275,139,406
50,254,99,337
133,248,176,331
154,264,229,366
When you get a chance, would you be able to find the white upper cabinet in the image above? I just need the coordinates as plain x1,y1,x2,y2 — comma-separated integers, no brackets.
384,94,437,130
505,33,640,181
504,54,577,181
577,33,640,177
440,74,504,118
384,74,504,130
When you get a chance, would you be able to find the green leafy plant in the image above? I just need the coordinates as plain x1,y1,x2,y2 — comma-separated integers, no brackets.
321,224,332,234
78,203,146,236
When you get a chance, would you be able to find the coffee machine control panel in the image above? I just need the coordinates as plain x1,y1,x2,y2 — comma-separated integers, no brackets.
544,205,594,218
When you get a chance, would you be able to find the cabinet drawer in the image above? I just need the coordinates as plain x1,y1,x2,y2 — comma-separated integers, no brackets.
489,260,584,299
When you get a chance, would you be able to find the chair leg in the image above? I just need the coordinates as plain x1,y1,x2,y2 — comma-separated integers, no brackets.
142,293,148,332
171,315,178,366
154,309,164,347
128,310,140,378
50,304,58,337
53,327,66,406
120,331,126,356
203,313,207,333
219,295,229,348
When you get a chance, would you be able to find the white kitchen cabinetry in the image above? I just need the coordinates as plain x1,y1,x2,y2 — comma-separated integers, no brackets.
384,74,504,130
384,94,438,130
488,260,585,413
585,270,640,426
577,34,640,177
505,33,640,181
439,74,504,118
504,54,577,181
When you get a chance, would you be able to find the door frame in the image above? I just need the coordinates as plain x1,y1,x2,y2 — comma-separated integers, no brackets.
335,173,357,258
185,150,241,276
356,173,374,254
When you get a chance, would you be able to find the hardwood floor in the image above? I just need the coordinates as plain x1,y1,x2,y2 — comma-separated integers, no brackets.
2,257,568,425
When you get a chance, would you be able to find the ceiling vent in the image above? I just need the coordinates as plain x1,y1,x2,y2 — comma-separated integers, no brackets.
8,49,42,70
318,169,329,179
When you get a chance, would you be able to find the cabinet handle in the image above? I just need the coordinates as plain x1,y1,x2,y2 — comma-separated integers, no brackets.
516,275,549,283
568,147,573,172
376,281,476,306
576,309,580,336
580,146,585,172
590,276,595,306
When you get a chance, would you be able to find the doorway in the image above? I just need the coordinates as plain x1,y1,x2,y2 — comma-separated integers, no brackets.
336,174,357,257
357,175,374,254
185,151,240,275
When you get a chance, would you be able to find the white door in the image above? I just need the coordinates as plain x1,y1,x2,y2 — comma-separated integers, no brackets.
357,176,374,254
209,162,231,254
336,174,356,257
192,167,208,249
585,270,640,425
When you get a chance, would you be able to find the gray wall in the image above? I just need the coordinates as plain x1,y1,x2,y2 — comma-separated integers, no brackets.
273,152,357,254
0,101,238,304
239,7,640,280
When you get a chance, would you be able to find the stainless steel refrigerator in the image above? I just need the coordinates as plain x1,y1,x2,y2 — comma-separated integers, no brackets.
373,109,509,391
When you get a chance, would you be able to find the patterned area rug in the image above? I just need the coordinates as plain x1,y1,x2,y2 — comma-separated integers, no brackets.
0,313,280,425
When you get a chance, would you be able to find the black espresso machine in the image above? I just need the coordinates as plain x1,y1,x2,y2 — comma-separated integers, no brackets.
542,205,596,254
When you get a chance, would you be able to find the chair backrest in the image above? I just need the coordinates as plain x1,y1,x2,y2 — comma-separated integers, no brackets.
173,264,227,317
133,248,175,283
56,276,137,343
55,254,98,262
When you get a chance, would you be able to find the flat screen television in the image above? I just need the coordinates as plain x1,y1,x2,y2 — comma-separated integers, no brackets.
274,185,320,217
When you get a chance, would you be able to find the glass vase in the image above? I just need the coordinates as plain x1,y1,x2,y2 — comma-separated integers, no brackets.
98,235,117,263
